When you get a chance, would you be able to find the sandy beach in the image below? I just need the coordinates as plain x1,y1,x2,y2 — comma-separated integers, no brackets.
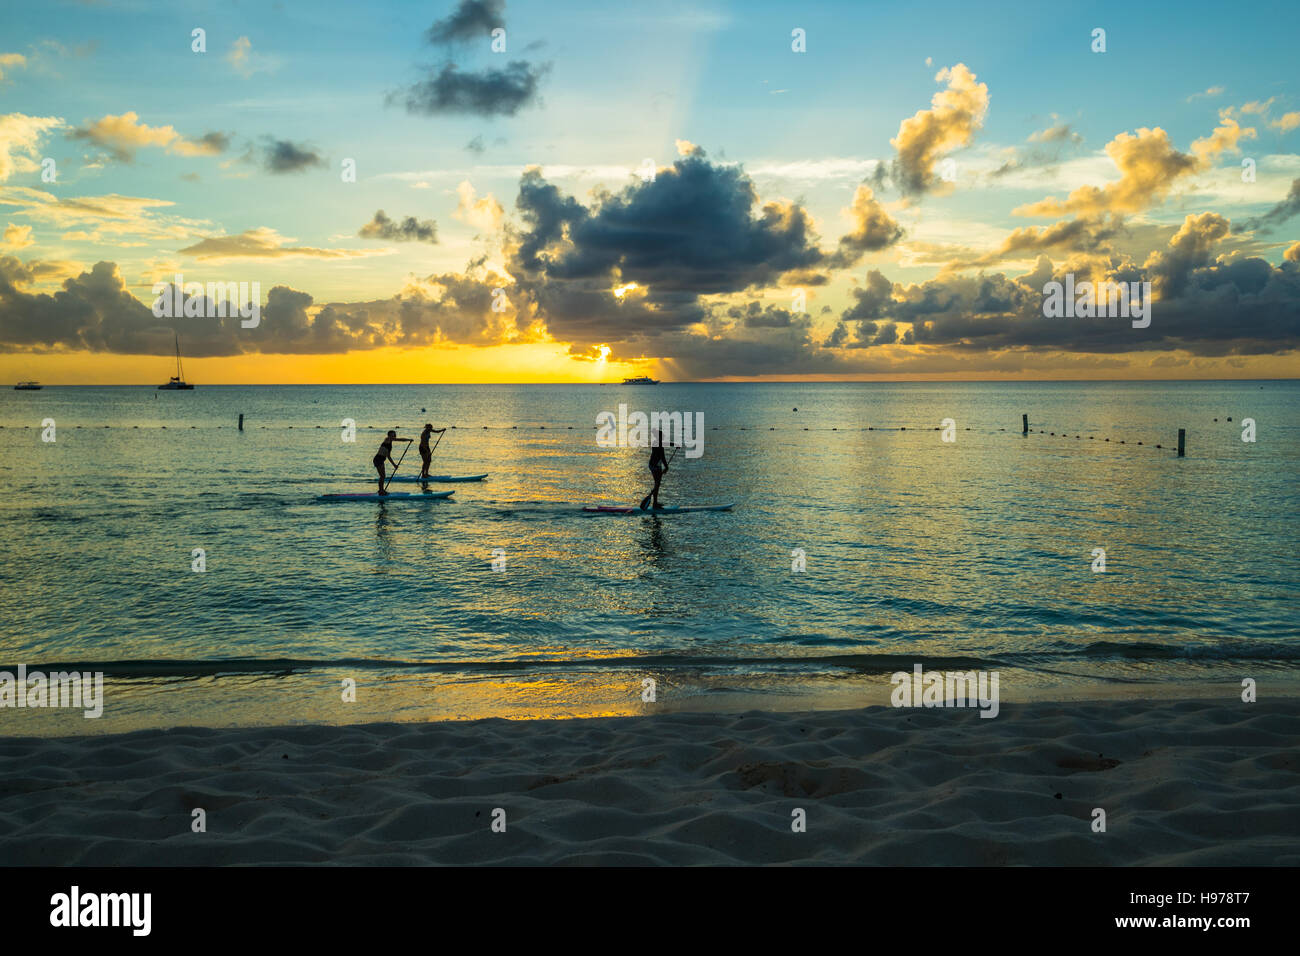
2,696,1296,866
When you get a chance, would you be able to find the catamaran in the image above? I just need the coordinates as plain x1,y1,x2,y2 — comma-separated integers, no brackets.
158,333,194,390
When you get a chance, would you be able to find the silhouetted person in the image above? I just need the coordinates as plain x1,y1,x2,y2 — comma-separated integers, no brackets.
418,424,445,479
648,428,669,508
373,430,410,495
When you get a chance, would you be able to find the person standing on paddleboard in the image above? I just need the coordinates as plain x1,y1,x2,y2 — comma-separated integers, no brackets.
648,429,669,509
418,423,445,479
372,430,410,495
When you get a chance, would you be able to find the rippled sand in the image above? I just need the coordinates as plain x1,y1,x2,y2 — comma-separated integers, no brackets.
2,696,1296,865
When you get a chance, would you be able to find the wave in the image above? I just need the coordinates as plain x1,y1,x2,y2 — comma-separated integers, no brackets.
6,641,1298,681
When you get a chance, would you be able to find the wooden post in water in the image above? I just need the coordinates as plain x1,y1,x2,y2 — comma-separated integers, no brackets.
1177,428,1185,457
1022,413,1028,434
238,413,244,432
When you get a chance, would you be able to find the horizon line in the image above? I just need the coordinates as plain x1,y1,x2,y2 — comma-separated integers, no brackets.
8,377,1298,387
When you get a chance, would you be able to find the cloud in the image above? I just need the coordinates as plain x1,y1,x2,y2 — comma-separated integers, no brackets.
960,217,1122,268
0,113,63,180
1014,127,1199,217
1285,241,1300,263
258,138,326,173
988,121,1085,180
831,184,903,263
889,63,989,195
0,53,26,83
453,180,503,232
745,158,881,185
1187,86,1224,102
509,147,832,350
1272,112,1300,133
2,223,33,248
839,269,897,326
1239,98,1275,115
169,131,230,158
1190,110,1256,165
393,60,546,117
0,186,205,243
1028,122,1082,146
68,111,173,161
466,134,486,154
1143,212,1230,297
426,0,504,45
0,255,521,355
726,302,799,328
828,235,1300,357
358,210,439,243
67,111,229,163
226,36,276,78
1236,178,1300,235
177,227,385,261
396,2,547,118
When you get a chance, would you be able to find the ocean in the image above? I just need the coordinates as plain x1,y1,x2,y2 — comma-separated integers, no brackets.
1,381,1296,734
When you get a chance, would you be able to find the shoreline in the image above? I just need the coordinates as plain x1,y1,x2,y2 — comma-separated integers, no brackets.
5,670,1296,737
3,695,1297,866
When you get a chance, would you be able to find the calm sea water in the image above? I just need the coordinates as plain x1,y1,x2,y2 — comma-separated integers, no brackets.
1,381,1297,733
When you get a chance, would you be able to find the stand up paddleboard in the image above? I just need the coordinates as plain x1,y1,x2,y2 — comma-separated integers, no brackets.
581,503,734,514
319,490,456,502
380,473,488,483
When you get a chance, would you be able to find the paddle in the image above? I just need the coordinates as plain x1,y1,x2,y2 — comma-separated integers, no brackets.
383,438,414,493
639,443,680,510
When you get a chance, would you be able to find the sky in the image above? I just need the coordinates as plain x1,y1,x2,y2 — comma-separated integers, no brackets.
1,0,1298,384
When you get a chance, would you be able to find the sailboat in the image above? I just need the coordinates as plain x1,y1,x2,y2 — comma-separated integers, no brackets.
158,333,194,390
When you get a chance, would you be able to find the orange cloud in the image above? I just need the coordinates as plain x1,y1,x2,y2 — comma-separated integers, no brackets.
177,227,387,262
69,111,226,162
889,63,989,194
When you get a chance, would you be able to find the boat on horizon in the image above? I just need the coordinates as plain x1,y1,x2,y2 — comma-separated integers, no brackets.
158,333,194,390
621,376,660,384
13,381,42,390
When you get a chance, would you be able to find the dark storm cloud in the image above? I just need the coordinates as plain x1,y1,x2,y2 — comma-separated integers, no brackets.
729,302,797,328
831,253,1300,356
395,0,548,118
393,60,546,117
426,0,504,46
358,210,439,244
1236,178,1300,235
840,270,897,324
515,152,825,291
0,259,515,356
506,150,829,345
465,134,486,154
261,139,326,173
